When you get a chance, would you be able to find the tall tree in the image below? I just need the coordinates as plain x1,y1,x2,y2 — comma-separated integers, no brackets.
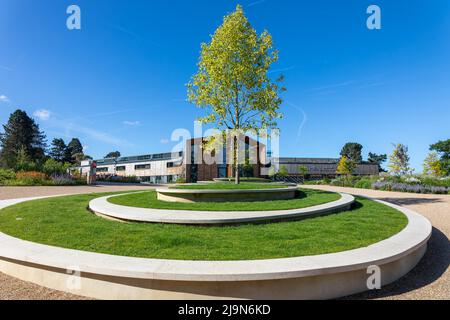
388,143,412,176
336,156,357,177
368,152,387,172
105,151,121,159
430,139,450,175
67,138,83,156
340,143,363,163
49,138,68,162
187,5,284,184
0,109,46,168
14,145,37,172
423,152,444,177
298,165,309,182
63,138,84,164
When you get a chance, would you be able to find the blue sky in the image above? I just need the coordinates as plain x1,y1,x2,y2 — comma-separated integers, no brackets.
1,0,449,171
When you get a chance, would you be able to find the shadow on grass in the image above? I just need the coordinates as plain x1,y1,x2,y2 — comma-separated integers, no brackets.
343,227,450,300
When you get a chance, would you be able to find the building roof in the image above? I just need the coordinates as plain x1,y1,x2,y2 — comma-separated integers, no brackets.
95,151,183,166
275,158,341,164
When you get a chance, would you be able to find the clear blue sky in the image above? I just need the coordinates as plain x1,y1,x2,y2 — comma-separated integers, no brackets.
1,0,449,171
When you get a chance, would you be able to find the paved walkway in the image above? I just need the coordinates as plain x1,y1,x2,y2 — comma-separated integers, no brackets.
0,184,154,201
301,185,450,300
0,185,448,299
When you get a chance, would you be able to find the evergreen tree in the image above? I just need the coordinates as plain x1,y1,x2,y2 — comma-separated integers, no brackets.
430,139,450,175
340,143,363,163
67,138,83,156
105,151,121,159
0,109,46,168
49,138,68,162
368,152,387,172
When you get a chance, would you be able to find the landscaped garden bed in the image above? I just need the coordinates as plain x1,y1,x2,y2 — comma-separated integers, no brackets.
0,169,86,186
0,192,408,261
305,174,450,194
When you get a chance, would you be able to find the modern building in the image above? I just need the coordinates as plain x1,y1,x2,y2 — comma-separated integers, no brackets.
74,138,379,183
273,157,380,180
184,136,267,182
77,151,184,184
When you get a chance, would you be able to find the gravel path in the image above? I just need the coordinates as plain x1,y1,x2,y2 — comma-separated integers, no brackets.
0,185,448,300
301,185,450,300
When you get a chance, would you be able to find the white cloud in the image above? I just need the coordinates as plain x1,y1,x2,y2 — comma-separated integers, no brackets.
160,138,169,145
123,120,141,126
0,65,13,72
247,0,267,7
0,95,9,103
33,109,52,121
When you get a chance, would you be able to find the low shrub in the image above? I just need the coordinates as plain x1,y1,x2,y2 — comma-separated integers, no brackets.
0,168,16,184
42,159,71,176
15,171,50,185
419,176,450,187
51,174,76,186
354,178,373,189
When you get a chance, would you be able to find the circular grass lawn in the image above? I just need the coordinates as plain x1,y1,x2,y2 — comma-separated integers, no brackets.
0,192,408,261
108,189,341,211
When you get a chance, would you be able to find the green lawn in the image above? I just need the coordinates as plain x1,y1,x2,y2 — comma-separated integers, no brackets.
0,193,408,261
108,189,341,211
171,182,287,190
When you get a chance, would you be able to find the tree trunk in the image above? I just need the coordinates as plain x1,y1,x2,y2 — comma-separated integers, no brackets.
234,135,240,184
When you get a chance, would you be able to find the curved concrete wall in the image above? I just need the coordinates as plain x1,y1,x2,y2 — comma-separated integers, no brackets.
89,193,355,225
156,186,298,203
0,195,432,300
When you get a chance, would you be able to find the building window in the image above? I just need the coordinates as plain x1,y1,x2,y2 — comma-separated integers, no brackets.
167,162,175,168
97,167,108,173
116,166,126,172
137,155,152,161
135,164,151,170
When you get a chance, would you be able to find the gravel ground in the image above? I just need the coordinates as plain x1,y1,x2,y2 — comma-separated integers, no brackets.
301,185,450,300
0,184,448,300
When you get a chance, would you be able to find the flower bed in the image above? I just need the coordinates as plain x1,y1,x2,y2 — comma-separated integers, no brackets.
372,181,449,194
0,169,86,186
305,174,450,195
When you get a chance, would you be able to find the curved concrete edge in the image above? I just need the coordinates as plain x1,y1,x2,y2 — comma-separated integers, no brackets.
88,192,355,225
157,185,298,194
156,186,299,203
0,194,432,300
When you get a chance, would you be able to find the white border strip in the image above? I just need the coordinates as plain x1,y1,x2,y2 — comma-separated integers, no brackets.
89,192,355,224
